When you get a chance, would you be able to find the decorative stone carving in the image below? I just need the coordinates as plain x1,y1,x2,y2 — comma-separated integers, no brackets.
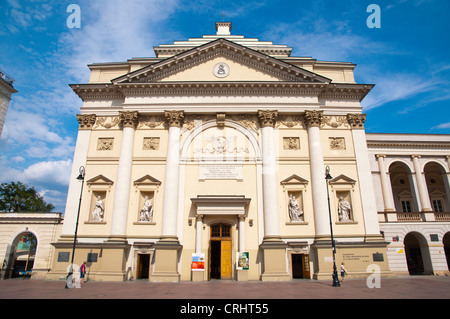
94,116,120,129
119,111,139,128
347,114,366,129
304,110,323,127
277,115,303,128
165,110,184,127
143,137,160,150
97,138,114,151
77,114,96,130
322,115,348,129
258,110,278,128
92,195,104,222
338,196,352,222
138,115,165,129
229,115,258,134
283,137,300,150
288,194,304,222
329,137,346,150
139,196,153,222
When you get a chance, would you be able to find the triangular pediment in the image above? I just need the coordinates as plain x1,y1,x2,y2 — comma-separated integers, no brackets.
281,174,309,185
329,174,356,185
112,39,330,84
86,174,114,185
133,174,161,186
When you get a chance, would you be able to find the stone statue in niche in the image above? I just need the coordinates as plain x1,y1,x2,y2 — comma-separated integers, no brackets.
139,196,153,222
92,196,104,222
338,196,352,222
288,194,304,222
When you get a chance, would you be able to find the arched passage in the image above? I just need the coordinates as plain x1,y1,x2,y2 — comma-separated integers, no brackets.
9,232,38,278
423,161,449,213
389,161,418,212
404,232,432,275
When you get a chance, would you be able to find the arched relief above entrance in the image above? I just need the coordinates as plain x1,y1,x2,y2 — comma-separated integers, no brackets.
181,119,261,162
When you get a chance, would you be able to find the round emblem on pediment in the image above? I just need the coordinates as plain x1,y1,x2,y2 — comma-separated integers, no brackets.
213,62,230,78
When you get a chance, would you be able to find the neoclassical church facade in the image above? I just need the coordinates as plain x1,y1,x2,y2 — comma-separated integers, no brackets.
46,22,450,282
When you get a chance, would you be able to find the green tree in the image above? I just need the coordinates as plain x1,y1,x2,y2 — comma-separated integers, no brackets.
0,181,55,212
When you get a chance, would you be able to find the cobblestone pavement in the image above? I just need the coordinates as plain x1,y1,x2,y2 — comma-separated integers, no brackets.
1,275,449,300
1,276,448,317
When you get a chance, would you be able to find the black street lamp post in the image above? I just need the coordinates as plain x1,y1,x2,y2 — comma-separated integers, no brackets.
325,166,340,287
66,166,85,288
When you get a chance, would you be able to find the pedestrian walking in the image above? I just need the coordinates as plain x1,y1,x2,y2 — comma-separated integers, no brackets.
340,262,347,282
80,261,86,283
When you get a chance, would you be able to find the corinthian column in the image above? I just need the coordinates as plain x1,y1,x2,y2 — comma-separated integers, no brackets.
61,114,96,239
109,111,139,240
258,110,290,281
258,110,281,240
152,111,184,282
160,110,184,240
305,110,330,238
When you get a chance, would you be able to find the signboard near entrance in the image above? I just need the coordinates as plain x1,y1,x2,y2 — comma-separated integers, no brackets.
192,253,205,271
237,252,249,270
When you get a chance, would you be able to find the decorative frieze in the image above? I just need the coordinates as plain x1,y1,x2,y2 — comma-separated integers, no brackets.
119,111,139,128
77,114,96,130
164,110,184,127
304,110,323,127
258,110,278,128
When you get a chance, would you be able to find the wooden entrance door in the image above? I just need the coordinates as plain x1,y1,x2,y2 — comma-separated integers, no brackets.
209,223,232,280
220,240,232,279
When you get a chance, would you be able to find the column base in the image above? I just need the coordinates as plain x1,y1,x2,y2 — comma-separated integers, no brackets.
150,239,182,282
311,239,393,281
260,239,290,281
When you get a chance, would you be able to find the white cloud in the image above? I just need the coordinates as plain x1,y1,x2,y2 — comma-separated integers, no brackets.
432,122,450,130
60,0,179,82
19,159,73,187
361,72,442,111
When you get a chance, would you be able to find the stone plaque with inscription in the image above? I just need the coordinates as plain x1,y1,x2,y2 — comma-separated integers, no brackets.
199,164,243,180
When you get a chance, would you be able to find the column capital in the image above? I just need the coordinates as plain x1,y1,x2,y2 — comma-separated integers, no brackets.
164,110,184,127
76,114,96,130
376,154,387,159
411,154,422,159
346,113,366,129
304,110,323,127
258,110,278,127
119,111,139,128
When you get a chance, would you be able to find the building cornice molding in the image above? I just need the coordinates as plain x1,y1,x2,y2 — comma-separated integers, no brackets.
71,82,372,102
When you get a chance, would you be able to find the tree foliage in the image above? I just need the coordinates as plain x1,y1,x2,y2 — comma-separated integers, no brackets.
0,181,55,212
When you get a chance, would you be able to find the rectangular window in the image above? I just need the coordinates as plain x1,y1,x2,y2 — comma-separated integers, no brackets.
401,200,412,212
432,199,443,212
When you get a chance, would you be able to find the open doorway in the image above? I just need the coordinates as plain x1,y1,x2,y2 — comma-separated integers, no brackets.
136,254,150,279
291,254,310,279
209,223,232,280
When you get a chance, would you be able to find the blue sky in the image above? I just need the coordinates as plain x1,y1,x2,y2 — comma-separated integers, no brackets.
0,0,449,213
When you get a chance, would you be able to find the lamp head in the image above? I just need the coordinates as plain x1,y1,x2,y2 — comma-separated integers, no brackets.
325,166,332,180
77,166,85,181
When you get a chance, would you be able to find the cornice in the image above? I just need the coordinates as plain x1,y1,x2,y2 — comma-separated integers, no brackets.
71,81,371,102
